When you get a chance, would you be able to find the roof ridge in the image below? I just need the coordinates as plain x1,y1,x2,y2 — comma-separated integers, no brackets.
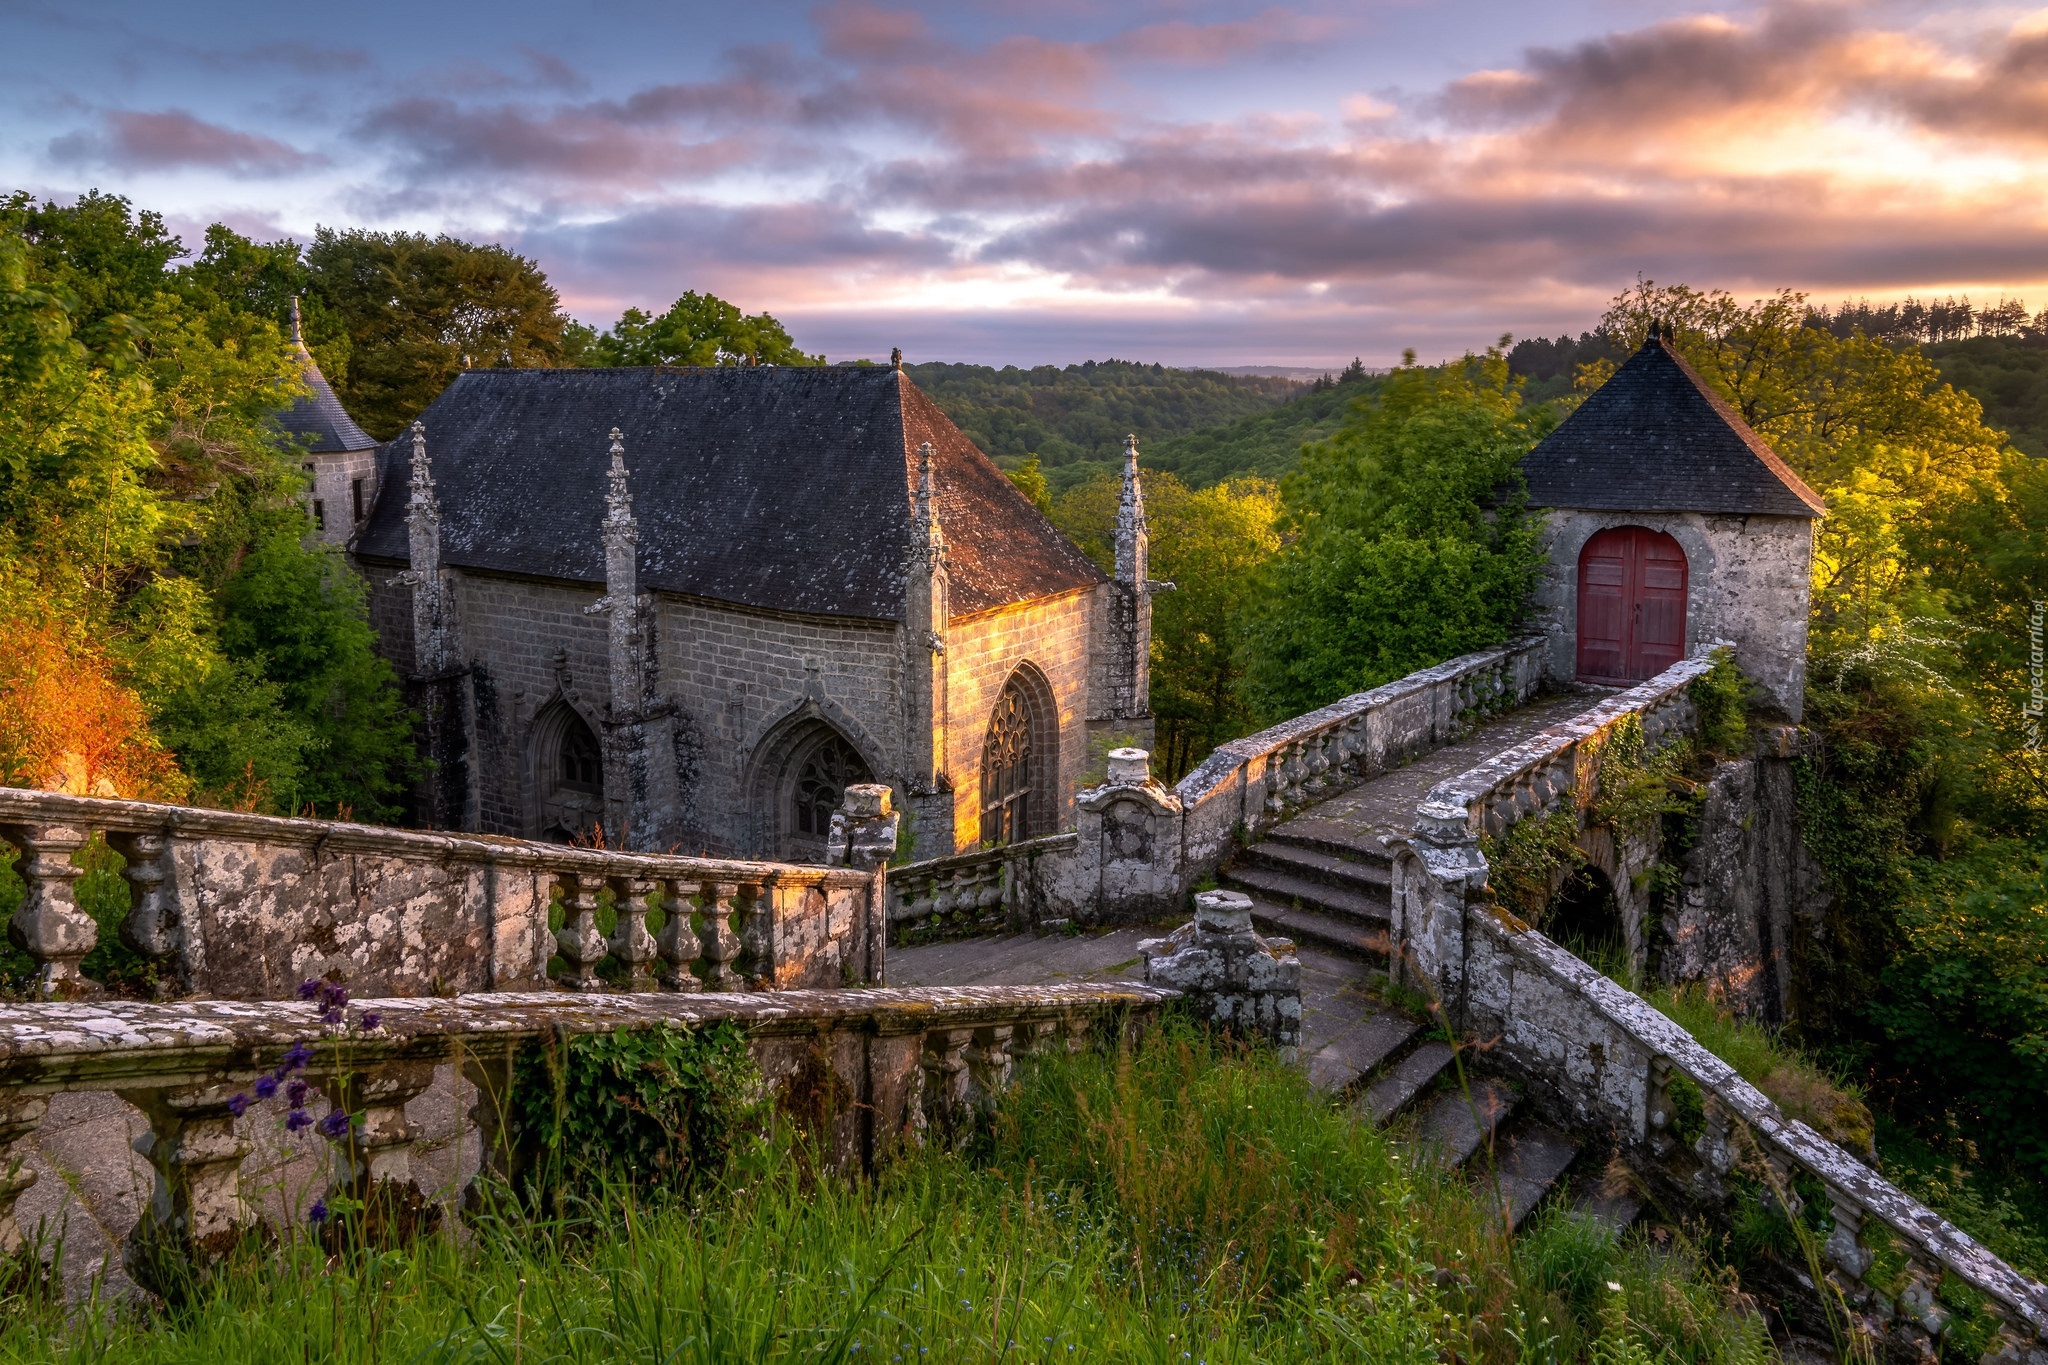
1647,337,1826,515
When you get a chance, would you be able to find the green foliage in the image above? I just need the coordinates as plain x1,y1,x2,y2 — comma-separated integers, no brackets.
1054,472,1282,778
1690,648,1752,755
1004,454,1051,513
1868,842,2048,1173
509,1020,764,1199
1142,372,1376,487
587,291,823,368
1481,810,1585,924
304,227,577,439
1246,344,1548,720
906,358,1297,493
1925,333,2048,459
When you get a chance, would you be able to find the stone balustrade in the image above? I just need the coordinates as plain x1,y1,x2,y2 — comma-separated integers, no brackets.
1385,652,2048,1362
0,982,1175,1272
0,787,884,1001
885,833,1081,939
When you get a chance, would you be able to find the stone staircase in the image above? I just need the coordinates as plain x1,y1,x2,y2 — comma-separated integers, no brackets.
1220,692,1617,1229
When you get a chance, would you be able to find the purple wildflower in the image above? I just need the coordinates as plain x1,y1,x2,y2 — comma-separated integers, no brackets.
358,1011,382,1032
286,1078,308,1107
227,1093,250,1118
281,1043,314,1071
286,1109,314,1133
308,1198,328,1224
253,1075,278,1101
318,1109,350,1140
296,979,321,1001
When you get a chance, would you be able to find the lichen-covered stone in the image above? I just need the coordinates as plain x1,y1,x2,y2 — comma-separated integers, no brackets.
1140,890,1302,1060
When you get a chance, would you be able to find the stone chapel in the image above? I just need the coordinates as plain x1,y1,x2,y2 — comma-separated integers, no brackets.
347,362,1157,860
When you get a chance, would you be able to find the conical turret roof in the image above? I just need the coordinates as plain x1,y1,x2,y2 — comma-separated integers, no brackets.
275,300,375,454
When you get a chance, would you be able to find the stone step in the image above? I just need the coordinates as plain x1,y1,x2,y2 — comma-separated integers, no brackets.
1479,1124,1581,1230
1221,863,1389,924
1412,1078,1519,1168
1306,1011,1422,1094
1246,900,1389,963
1354,1039,1456,1125
1264,820,1397,867
1240,841,1393,896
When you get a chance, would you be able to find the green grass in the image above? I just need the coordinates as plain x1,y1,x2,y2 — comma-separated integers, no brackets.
0,1023,1777,1363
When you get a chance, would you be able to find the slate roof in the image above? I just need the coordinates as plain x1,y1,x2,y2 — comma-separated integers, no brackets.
1519,335,1825,518
274,340,377,454
353,367,1106,621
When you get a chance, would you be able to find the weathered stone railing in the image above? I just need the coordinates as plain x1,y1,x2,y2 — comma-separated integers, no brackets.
0,788,884,1000
0,982,1173,1272
1391,653,1714,1006
885,833,1080,939
1387,655,2048,1361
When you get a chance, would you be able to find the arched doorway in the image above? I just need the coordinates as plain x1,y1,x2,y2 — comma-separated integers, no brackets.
533,701,604,842
980,665,1057,848
1577,526,1687,684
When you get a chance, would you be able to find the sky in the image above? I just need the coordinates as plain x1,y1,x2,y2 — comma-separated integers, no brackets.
5,0,2048,368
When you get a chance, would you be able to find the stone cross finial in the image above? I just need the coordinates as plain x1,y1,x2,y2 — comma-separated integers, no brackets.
289,296,304,348
584,427,644,716
387,422,451,674
891,347,903,370
601,427,636,546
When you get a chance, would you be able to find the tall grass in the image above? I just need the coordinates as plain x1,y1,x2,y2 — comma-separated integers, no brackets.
0,1022,1776,1363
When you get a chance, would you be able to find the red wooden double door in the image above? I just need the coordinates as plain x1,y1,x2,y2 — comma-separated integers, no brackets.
1576,526,1688,685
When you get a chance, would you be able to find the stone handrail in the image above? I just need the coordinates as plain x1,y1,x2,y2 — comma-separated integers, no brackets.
1387,653,2048,1359
0,787,883,1001
1173,637,1548,872
1411,653,1714,845
0,982,1176,1272
886,832,1080,937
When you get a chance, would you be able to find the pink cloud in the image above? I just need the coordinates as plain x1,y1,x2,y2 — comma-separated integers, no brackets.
49,109,325,176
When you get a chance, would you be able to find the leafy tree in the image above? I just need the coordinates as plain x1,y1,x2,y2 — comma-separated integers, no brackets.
1245,344,1548,720
1141,377,1372,488
1055,471,1280,778
1005,456,1051,514
305,228,577,439
588,291,822,368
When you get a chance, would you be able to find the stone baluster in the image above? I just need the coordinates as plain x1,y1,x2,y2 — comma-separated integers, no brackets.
975,866,1004,919
122,1083,256,1279
1897,1253,1952,1339
459,1048,530,1207
1646,1056,1677,1152
1693,1095,1737,1199
1301,730,1332,799
323,1061,440,1237
1823,1186,1875,1280
921,1026,974,1146
1016,1018,1059,1060
930,873,958,927
3,822,96,998
609,876,660,992
737,881,774,988
654,879,703,991
1760,1149,1804,1219
108,829,177,966
698,882,744,990
965,1025,1015,1113
553,871,609,991
0,1096,48,1255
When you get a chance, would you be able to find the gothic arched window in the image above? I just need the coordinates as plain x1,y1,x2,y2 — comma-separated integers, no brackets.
980,679,1034,848
792,732,869,839
559,721,602,793
535,703,604,843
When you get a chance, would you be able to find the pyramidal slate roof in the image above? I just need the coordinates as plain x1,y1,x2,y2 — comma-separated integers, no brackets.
1519,335,1825,518
353,366,1106,621
274,336,377,455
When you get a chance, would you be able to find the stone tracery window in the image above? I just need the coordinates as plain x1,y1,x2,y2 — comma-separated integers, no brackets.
792,732,868,839
980,679,1034,848
559,722,602,793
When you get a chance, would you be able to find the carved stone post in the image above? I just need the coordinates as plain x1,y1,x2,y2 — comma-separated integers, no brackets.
965,1025,1015,1113
123,1084,256,1277
109,830,177,968
921,1027,974,1147
1139,889,1302,1061
826,783,900,870
609,876,660,992
737,881,773,988
656,880,703,991
698,882,744,991
1824,1186,1875,1280
3,823,95,998
553,872,609,991
0,1097,48,1256
324,1061,439,1239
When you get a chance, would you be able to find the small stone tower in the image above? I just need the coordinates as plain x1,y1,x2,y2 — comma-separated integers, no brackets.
902,440,955,852
1519,329,1826,719
276,299,379,544
1090,433,1160,748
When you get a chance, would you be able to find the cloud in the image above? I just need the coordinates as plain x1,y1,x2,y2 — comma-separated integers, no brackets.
48,110,325,176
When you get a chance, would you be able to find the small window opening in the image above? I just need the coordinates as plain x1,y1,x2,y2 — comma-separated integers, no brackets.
312,499,326,531
351,477,365,522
